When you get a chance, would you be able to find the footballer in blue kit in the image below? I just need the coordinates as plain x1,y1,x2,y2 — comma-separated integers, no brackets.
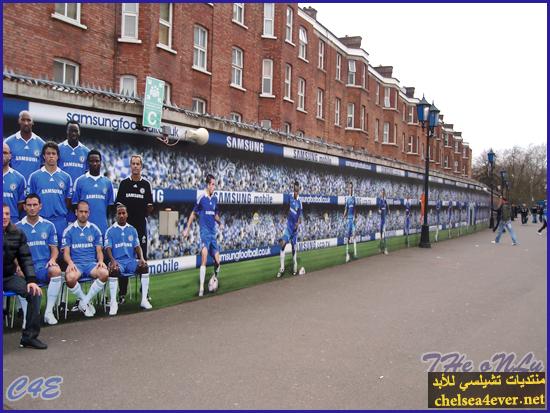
3,142,26,221
378,188,389,255
105,204,149,315
4,110,45,179
344,181,357,262
62,200,109,317
183,174,223,297
27,142,73,248
72,150,115,236
16,194,62,325
277,181,303,277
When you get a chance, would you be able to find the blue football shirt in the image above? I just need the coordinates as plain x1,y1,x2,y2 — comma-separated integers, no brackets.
287,196,303,231
105,223,140,261
3,167,26,220
15,216,57,266
345,196,356,220
58,140,91,183
193,192,220,235
28,167,73,220
5,132,45,179
72,172,114,234
62,221,103,266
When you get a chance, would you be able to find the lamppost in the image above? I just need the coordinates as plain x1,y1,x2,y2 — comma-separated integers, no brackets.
500,170,509,200
417,95,440,248
488,149,496,228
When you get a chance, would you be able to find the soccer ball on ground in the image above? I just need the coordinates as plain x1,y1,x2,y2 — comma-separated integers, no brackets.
208,275,218,292
298,267,306,275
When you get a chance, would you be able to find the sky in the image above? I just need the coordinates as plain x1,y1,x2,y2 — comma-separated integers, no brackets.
302,3,547,160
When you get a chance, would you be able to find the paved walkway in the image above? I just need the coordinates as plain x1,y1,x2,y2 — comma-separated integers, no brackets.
3,223,546,409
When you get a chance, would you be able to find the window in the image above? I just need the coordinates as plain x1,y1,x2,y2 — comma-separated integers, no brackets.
384,87,391,108
230,112,242,122
402,104,406,121
463,147,467,158
376,83,380,105
53,59,79,85
232,3,244,25
231,47,243,87
348,60,356,85
261,119,272,129
296,130,304,138
54,3,82,23
163,83,171,104
318,40,325,69
261,59,273,95
121,3,139,40
362,63,367,88
407,136,414,153
192,98,206,114
297,78,305,110
444,155,449,168
394,123,397,144
336,53,342,80
263,3,274,37
285,7,293,42
284,64,292,100
347,103,355,128
454,160,459,172
298,27,308,59
402,133,406,152
360,105,366,131
158,3,172,48
119,75,137,96
283,122,291,135
316,89,324,119
334,98,341,126
463,165,466,175
408,106,414,123
383,122,389,143
455,141,460,153
375,119,379,141
193,26,208,70
444,134,449,146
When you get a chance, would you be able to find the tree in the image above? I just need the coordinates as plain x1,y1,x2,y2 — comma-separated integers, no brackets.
473,144,547,205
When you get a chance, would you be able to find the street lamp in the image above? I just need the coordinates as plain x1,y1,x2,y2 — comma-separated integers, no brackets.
500,170,509,200
488,149,496,228
417,95,440,248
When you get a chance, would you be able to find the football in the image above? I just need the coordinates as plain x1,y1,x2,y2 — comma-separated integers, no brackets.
208,275,218,292
298,267,306,275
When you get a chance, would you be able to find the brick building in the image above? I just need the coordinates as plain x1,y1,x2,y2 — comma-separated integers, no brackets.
2,2,472,177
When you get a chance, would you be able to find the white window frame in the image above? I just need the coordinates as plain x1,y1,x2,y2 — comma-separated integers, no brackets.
376,83,380,105
261,119,272,129
232,3,244,26
285,7,293,43
231,47,243,88
193,25,208,71
362,63,367,88
383,122,390,143
263,3,275,37
454,160,459,172
297,78,306,111
230,112,242,122
192,98,206,115
284,64,292,100
52,3,87,29
163,83,171,105
375,119,379,141
318,40,325,70
360,105,366,131
384,87,391,108
347,103,355,128
120,3,139,41
393,123,397,144
455,141,460,153
316,88,324,119
334,98,341,126
407,136,414,153
261,59,273,96
402,104,406,122
444,155,449,168
336,53,342,81
347,60,356,85
158,3,173,50
53,58,79,85
119,75,137,96
283,122,291,135
408,106,414,123
298,27,308,60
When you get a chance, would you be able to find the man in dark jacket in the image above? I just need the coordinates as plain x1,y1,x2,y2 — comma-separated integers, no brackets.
3,204,47,349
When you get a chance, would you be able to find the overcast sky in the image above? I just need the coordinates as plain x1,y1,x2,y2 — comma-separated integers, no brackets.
302,3,547,159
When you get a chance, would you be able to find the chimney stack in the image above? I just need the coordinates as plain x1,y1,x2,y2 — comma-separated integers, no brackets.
338,35,363,49
303,6,317,20
374,65,393,78
405,87,415,98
